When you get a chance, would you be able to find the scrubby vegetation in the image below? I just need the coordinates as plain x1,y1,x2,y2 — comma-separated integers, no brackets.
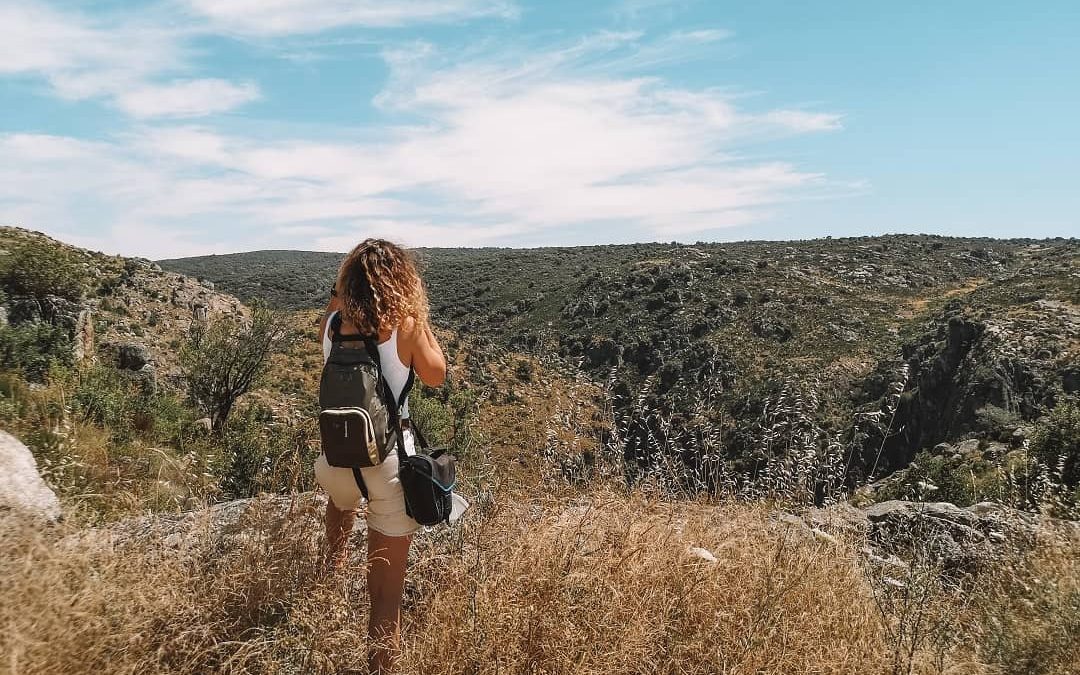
1031,398,1080,489
0,320,73,380
181,305,298,430
0,352,469,521
2,227,1078,674
0,230,95,300
164,236,1079,503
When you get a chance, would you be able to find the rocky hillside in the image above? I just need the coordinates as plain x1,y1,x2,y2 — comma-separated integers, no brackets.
163,235,1079,498
1,227,246,383
4,226,1077,508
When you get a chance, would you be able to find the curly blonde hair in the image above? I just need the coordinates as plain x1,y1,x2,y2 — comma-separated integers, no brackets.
336,239,429,336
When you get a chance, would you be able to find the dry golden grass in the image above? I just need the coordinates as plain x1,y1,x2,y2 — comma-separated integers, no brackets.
403,491,887,674
0,488,877,675
2,487,1077,675
964,537,1080,675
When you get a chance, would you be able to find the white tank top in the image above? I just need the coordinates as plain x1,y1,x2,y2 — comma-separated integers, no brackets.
323,311,411,418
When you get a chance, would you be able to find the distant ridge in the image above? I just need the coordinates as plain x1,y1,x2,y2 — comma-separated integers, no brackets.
158,234,1069,312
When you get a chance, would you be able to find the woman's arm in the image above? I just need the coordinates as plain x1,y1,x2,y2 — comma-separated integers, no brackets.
401,316,446,387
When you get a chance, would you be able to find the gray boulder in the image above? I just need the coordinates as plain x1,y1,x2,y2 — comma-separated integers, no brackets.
0,431,62,521
97,494,334,561
860,499,1079,573
116,343,152,371
129,363,157,395
864,500,990,571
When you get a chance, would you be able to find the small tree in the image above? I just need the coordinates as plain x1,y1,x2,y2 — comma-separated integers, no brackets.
180,306,296,431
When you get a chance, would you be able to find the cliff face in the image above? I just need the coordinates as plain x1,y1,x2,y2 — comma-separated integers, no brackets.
856,245,1079,476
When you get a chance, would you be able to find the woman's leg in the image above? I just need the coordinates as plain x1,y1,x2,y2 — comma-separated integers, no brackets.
366,529,412,674
316,455,364,573
323,500,357,572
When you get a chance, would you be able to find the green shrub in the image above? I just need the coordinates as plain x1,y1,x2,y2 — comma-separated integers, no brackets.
180,306,297,430
0,323,73,381
514,359,534,382
1031,398,1080,487
408,384,484,468
66,366,146,445
216,403,314,500
409,388,454,447
59,365,194,447
0,238,91,300
874,449,1009,506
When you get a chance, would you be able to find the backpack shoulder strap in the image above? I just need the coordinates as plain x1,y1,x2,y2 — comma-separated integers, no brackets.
363,337,410,464
409,418,430,450
351,467,369,500
398,367,415,410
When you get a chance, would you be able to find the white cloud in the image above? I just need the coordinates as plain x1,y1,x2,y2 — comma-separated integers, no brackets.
671,29,731,43
361,35,839,233
613,0,692,22
0,27,845,256
0,3,169,75
52,223,237,260
116,79,261,118
763,109,844,132
313,221,527,251
183,0,518,35
0,1,255,118
136,127,231,164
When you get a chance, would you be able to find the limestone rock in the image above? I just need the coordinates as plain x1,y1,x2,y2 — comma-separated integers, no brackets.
859,499,1079,573
116,342,152,371
73,308,95,363
0,431,62,521
110,493,328,552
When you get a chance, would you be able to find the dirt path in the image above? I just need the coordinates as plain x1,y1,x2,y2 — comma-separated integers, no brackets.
898,277,988,320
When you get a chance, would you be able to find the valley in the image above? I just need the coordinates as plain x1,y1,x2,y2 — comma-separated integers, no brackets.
164,235,1079,501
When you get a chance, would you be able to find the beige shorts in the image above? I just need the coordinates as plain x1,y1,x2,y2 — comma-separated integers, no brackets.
314,429,422,538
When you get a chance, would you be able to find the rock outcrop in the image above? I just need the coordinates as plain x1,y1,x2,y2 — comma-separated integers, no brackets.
0,431,62,521
109,493,328,552
782,498,1079,575
858,294,1077,475
1,226,248,378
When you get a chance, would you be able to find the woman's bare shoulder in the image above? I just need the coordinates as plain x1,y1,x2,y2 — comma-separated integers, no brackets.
397,315,420,337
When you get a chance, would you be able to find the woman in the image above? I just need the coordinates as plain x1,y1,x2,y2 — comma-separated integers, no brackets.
315,238,446,674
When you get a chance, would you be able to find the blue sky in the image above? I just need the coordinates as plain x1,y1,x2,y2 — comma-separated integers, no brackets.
1,0,1076,257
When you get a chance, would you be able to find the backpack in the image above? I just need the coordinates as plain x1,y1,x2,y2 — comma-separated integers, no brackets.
319,314,413,487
